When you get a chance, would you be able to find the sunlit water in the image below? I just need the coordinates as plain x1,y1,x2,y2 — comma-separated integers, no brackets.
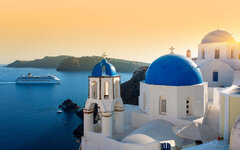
0,65,132,150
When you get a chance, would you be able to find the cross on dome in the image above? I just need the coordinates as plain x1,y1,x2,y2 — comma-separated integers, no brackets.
102,52,107,59
169,46,175,54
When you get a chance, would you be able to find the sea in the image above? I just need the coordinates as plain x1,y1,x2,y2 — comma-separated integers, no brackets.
0,65,132,150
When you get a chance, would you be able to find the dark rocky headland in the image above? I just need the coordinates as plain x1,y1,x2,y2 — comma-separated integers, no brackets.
121,66,148,105
58,99,80,111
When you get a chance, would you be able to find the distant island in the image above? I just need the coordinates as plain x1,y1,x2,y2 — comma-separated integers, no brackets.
7,55,150,72
7,55,71,68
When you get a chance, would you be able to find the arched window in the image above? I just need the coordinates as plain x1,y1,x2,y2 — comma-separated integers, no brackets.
159,96,166,115
215,49,220,59
231,49,234,59
104,81,109,99
202,49,205,59
143,92,146,110
115,80,119,98
91,81,97,99
102,66,106,76
186,96,193,116
213,71,218,82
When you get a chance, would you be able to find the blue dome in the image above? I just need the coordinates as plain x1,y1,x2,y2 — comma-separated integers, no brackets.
92,59,117,77
145,54,203,86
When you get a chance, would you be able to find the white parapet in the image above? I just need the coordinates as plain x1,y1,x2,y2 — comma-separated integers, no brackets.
115,111,124,133
84,113,93,134
102,113,113,137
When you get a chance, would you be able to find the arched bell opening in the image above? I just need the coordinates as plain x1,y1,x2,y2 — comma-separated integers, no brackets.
104,81,109,99
84,102,103,134
91,81,97,99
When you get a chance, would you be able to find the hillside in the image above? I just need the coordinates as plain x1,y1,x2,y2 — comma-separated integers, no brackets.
7,55,150,73
7,55,71,68
56,56,150,72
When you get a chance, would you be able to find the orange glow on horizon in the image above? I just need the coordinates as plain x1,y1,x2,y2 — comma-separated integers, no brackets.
0,0,240,64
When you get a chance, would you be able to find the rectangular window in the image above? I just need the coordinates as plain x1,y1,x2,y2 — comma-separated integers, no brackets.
159,99,166,114
215,50,220,59
213,72,218,82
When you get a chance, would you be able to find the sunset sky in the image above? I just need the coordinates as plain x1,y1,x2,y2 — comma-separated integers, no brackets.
0,0,240,64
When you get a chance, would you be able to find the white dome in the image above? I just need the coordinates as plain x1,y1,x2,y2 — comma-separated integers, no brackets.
201,30,237,44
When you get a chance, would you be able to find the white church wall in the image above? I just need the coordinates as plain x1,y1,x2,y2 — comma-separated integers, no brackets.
197,42,240,70
138,83,200,126
222,59,240,70
195,59,211,66
198,43,228,60
147,84,178,121
199,60,234,87
136,82,208,126
226,43,239,60
177,84,206,118
139,82,151,113
136,83,181,126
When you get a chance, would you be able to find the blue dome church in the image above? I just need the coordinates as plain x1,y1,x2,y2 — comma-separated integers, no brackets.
92,58,117,77
82,53,125,139
136,51,208,126
145,54,203,86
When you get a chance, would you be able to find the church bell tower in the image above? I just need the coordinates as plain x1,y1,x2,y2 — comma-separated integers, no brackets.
83,53,124,137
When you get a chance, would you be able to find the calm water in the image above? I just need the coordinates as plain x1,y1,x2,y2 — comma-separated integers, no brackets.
0,65,132,150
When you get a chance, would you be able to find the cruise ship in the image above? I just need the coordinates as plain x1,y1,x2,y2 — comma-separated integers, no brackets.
16,73,60,84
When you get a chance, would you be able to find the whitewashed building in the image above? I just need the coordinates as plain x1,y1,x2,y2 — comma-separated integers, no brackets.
80,30,240,150
194,29,240,87
135,54,208,126
81,54,209,150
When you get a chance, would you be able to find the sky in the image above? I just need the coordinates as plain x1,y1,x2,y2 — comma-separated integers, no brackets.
0,0,240,64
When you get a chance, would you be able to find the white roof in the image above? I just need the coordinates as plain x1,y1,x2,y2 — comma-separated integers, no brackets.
201,30,236,44
121,119,188,147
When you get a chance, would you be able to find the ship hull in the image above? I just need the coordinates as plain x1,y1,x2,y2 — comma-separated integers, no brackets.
16,79,60,84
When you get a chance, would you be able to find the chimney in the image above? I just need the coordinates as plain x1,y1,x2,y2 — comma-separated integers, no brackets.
186,49,191,58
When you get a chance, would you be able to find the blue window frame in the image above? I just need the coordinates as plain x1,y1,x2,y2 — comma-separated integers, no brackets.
213,72,218,82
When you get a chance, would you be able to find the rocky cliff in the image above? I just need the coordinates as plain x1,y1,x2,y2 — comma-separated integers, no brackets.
58,99,80,111
121,66,148,105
